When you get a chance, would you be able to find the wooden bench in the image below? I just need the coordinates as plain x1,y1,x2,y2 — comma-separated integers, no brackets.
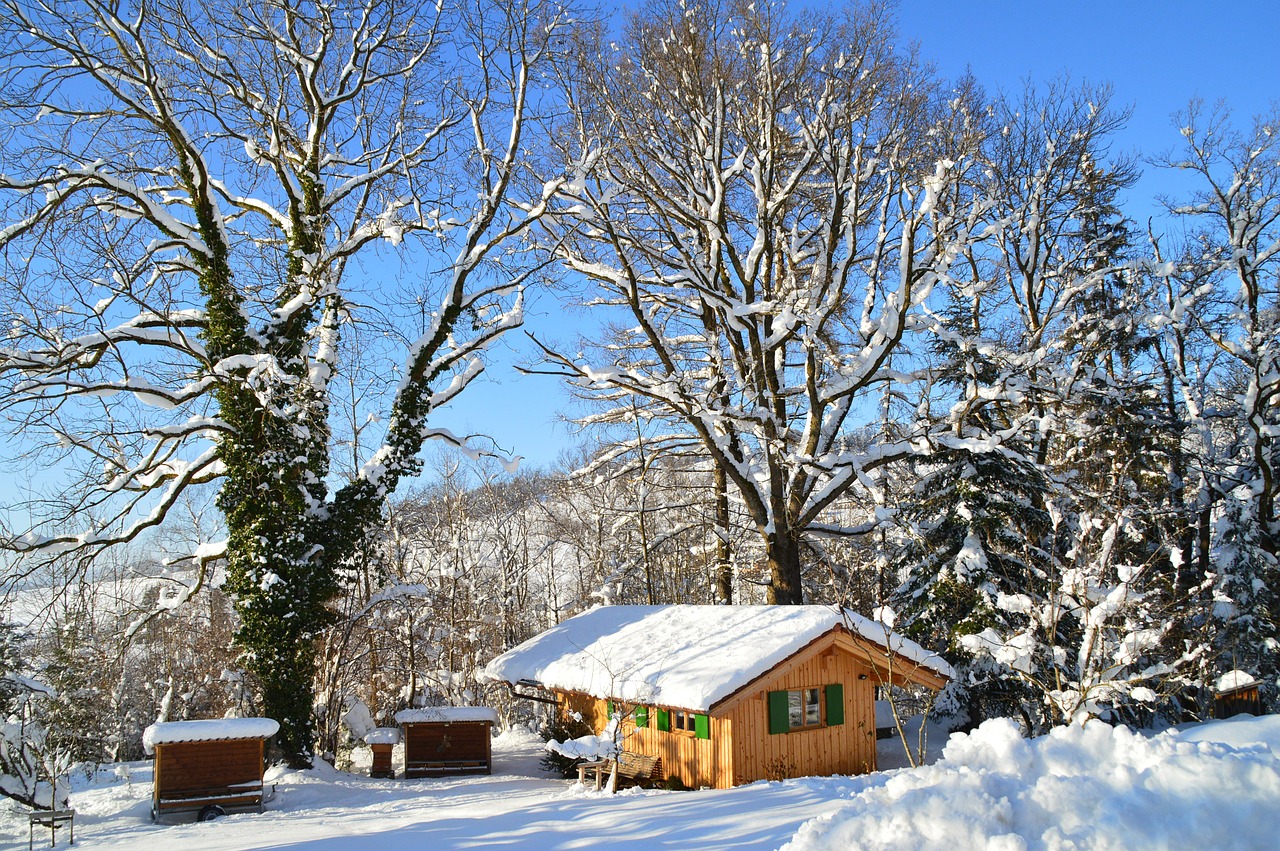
577,752,662,791
27,808,74,849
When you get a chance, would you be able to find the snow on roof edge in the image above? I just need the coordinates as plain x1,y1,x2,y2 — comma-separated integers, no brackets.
394,706,499,725
142,717,279,754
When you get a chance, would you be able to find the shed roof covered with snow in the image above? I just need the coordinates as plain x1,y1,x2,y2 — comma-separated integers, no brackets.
142,717,279,754
395,706,499,725
482,605,951,712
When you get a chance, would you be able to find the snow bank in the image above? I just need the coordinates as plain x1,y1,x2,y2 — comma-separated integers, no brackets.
482,605,951,711
142,717,279,754
394,706,498,725
784,715,1280,851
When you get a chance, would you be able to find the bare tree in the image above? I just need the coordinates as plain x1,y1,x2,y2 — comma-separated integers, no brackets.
0,0,573,764
533,0,987,602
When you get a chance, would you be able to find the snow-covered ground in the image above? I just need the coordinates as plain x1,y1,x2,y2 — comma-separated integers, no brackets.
4,716,1279,850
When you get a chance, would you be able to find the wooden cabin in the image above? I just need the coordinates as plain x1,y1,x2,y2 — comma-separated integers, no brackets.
395,707,498,778
482,605,951,789
142,717,279,821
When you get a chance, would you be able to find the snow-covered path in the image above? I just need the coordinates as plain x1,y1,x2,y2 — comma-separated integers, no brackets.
6,729,845,851
6,716,1280,850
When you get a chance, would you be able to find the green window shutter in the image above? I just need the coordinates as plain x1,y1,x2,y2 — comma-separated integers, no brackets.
607,700,614,716
694,713,710,740
825,684,845,726
656,708,670,732
635,706,648,728
767,690,790,734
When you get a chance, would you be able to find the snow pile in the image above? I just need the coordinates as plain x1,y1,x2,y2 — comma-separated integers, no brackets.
784,716,1280,851
394,707,498,724
482,605,951,711
547,717,621,762
364,728,400,746
546,732,620,761
142,717,279,753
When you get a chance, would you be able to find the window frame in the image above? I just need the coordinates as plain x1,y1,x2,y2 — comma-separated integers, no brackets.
671,709,698,733
768,683,844,734
656,707,711,739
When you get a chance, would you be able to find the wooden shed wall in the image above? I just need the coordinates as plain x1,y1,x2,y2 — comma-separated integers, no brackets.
722,637,878,786
403,721,493,776
154,738,264,797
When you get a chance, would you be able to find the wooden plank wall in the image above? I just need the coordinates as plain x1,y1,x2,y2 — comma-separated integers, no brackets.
155,738,263,796
404,721,492,769
616,708,731,790
557,692,727,788
724,641,877,786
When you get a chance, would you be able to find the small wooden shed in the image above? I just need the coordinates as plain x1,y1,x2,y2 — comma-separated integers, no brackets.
482,605,952,789
395,707,498,778
143,717,278,821
1214,669,1263,719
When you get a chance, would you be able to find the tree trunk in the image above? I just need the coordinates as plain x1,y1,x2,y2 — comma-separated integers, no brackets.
765,531,804,605
713,465,733,604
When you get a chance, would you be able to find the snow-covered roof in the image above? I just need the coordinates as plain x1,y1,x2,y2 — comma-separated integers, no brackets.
1216,669,1257,693
394,706,499,725
481,605,952,712
142,717,279,754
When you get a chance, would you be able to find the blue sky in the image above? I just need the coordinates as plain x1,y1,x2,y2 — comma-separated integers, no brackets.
433,0,1280,474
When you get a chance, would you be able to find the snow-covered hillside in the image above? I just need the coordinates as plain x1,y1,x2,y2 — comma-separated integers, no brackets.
4,716,1277,850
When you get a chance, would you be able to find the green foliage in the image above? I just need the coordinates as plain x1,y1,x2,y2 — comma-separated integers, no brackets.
539,716,595,779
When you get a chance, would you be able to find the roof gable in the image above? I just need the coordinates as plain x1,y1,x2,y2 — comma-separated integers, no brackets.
481,605,951,712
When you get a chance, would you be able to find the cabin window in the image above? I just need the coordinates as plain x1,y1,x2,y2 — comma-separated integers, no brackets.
789,688,821,729
768,684,844,733
659,708,710,739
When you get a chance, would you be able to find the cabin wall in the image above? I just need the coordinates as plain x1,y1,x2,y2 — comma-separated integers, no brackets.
558,692,610,733
616,706,732,789
556,693,731,788
724,642,878,786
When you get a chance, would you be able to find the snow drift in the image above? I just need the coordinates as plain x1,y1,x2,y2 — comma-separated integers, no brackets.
784,714,1280,851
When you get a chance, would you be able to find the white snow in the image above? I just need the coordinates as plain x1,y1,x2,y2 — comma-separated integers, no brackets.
481,605,952,711
394,707,499,725
364,728,400,746
1217,669,1257,692
141,718,280,754
5,716,1278,850
784,715,1280,851
546,719,621,761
